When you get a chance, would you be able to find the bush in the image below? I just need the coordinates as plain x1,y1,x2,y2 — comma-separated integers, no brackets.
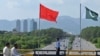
95,43,100,48
91,38,97,43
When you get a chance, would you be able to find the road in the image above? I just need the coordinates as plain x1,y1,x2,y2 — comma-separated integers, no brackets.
28,37,99,55
71,37,97,55
29,37,69,54
42,38,69,50
40,38,69,54
72,37,97,50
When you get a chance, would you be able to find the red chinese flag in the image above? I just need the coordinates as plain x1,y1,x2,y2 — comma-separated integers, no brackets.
39,4,59,22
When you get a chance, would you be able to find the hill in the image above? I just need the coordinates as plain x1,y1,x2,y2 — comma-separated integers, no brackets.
0,16,100,34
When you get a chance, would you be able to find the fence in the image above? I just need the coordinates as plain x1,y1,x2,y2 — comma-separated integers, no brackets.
1,49,100,56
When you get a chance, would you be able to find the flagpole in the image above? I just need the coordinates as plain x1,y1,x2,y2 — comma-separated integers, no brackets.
38,4,41,56
38,17,40,56
80,3,82,55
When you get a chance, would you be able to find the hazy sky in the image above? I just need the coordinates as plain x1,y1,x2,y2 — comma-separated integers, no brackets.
0,0,99,20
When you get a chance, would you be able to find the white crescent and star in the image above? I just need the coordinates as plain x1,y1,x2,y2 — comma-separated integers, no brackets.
89,10,96,18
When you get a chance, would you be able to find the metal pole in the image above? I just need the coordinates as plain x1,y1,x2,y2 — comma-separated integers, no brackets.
38,18,40,56
80,3,82,55
38,4,41,56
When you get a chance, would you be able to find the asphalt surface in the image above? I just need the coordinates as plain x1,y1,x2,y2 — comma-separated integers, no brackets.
29,38,69,54
72,37,97,50
71,37,97,55
42,38,69,50
29,37,99,55
40,38,69,54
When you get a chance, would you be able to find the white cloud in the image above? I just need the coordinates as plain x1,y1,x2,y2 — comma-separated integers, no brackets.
22,0,32,4
6,0,19,9
57,0,64,4
81,0,87,4
39,0,64,4
6,0,33,9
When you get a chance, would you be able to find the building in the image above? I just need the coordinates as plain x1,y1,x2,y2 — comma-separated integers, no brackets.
30,19,37,32
16,20,21,32
23,19,28,32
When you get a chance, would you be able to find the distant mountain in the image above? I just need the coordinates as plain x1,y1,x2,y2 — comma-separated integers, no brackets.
37,16,80,34
0,20,16,31
37,16,100,34
0,16,100,34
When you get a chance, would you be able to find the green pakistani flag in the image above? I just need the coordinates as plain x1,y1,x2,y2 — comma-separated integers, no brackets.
86,7,98,21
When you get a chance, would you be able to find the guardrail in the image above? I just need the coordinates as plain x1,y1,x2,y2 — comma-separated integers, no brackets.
67,50,96,56
0,49,100,56
18,49,33,54
33,50,66,56
32,50,100,56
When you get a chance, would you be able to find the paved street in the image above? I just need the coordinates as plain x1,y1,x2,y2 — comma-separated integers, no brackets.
72,37,96,50
29,37,99,55
71,37,97,55
29,37,69,54
40,38,69,54
42,38,69,50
